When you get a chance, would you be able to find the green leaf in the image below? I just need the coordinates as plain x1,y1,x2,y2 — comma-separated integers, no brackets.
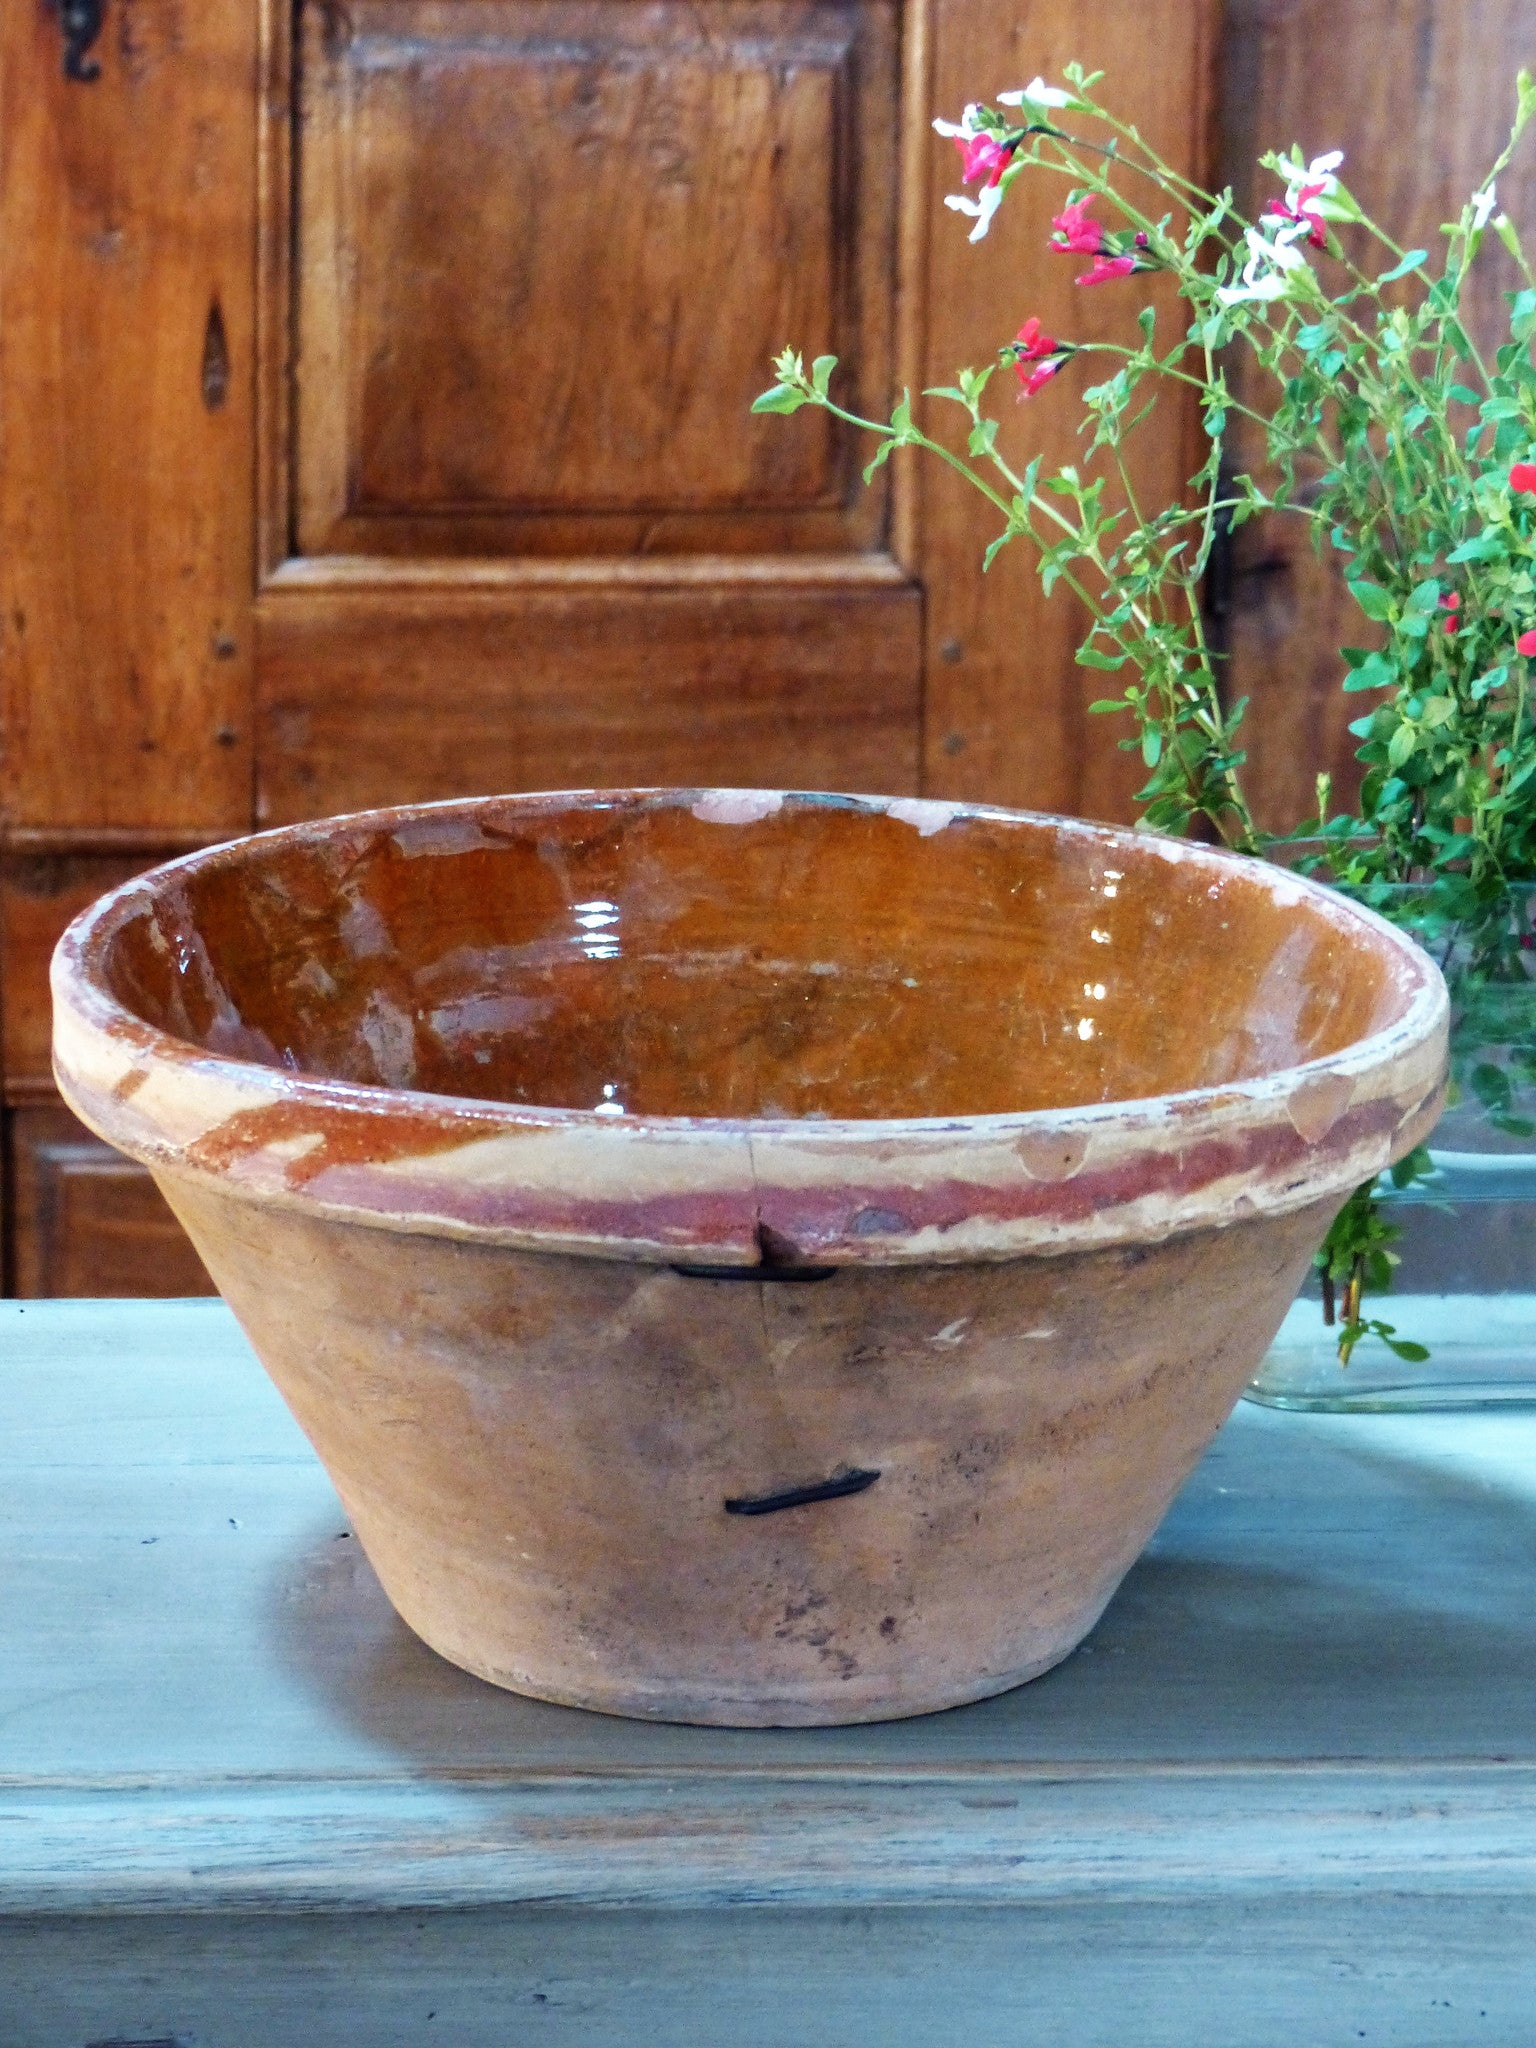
1343,652,1397,693
861,440,895,483
1076,646,1128,671
1405,579,1442,614
890,391,913,436
1348,579,1395,622
1472,1062,1514,1112
968,418,1000,458
1141,728,1163,767
1447,529,1507,563
1387,723,1418,769
1377,249,1428,283
751,385,806,414
811,355,838,396
982,528,1017,572
1383,1337,1432,1363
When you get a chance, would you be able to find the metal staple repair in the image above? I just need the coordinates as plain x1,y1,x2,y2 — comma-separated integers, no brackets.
723,1468,881,1516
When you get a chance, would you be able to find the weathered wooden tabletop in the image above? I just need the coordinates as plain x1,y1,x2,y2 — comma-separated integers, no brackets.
3,1297,1535,2046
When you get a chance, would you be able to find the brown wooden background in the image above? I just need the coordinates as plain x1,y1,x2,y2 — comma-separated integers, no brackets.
0,0,1529,1295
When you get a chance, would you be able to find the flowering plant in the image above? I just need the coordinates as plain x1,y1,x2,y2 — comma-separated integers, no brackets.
756,65,1536,1362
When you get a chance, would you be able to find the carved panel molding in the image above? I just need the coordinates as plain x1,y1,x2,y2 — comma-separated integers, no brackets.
262,0,906,573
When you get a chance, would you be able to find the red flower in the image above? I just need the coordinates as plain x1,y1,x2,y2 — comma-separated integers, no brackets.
1051,200,1104,254
1076,252,1138,287
1263,153,1342,251
1441,592,1461,635
1510,462,1536,496
1268,186,1330,250
1011,317,1071,396
955,132,1016,187
1518,629,1536,658
1018,360,1063,396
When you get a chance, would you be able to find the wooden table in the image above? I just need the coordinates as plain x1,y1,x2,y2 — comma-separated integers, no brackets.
3,1299,1535,2045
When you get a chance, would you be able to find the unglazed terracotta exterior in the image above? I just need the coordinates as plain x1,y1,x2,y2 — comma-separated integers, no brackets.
52,790,1448,1725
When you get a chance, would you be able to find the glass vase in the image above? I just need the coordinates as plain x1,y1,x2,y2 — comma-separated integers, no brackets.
1246,903,1536,1412
1244,1140,1536,1411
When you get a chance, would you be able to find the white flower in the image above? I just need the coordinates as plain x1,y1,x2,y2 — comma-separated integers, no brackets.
1216,222,1312,305
945,183,1006,242
1262,221,1311,268
932,102,986,140
1472,184,1498,231
997,76,1081,111
1278,148,1348,221
1284,149,1343,201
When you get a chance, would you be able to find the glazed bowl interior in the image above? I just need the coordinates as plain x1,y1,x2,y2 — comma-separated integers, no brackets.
91,793,1412,1122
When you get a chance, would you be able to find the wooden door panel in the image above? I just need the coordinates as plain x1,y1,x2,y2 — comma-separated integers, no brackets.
258,0,922,828
6,1103,214,1299
256,579,921,819
1,851,165,1093
289,0,899,562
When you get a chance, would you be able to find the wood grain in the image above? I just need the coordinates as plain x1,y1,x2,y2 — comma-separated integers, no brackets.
255,584,922,819
6,1897,1535,2048
0,0,258,830
918,0,1221,822
1222,0,1536,832
288,0,898,561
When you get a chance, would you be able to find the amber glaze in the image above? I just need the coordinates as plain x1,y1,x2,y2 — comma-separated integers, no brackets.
52,791,1447,1723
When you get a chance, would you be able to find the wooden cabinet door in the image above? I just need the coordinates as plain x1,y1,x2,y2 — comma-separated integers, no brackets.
255,0,925,818
1,0,1213,1292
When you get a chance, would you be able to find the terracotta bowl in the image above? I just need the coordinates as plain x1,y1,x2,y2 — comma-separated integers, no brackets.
52,790,1447,1725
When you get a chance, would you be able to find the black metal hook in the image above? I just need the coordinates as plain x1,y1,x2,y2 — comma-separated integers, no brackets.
59,0,105,81
673,1260,838,1283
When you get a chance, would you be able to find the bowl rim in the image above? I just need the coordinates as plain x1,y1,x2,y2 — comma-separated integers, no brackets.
52,784,1446,1131
48,788,1451,1264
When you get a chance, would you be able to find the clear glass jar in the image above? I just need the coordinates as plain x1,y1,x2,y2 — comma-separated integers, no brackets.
1245,900,1536,1411
1244,1141,1536,1411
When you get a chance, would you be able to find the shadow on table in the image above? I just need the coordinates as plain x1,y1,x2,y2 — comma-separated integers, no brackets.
258,1409,1536,1772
